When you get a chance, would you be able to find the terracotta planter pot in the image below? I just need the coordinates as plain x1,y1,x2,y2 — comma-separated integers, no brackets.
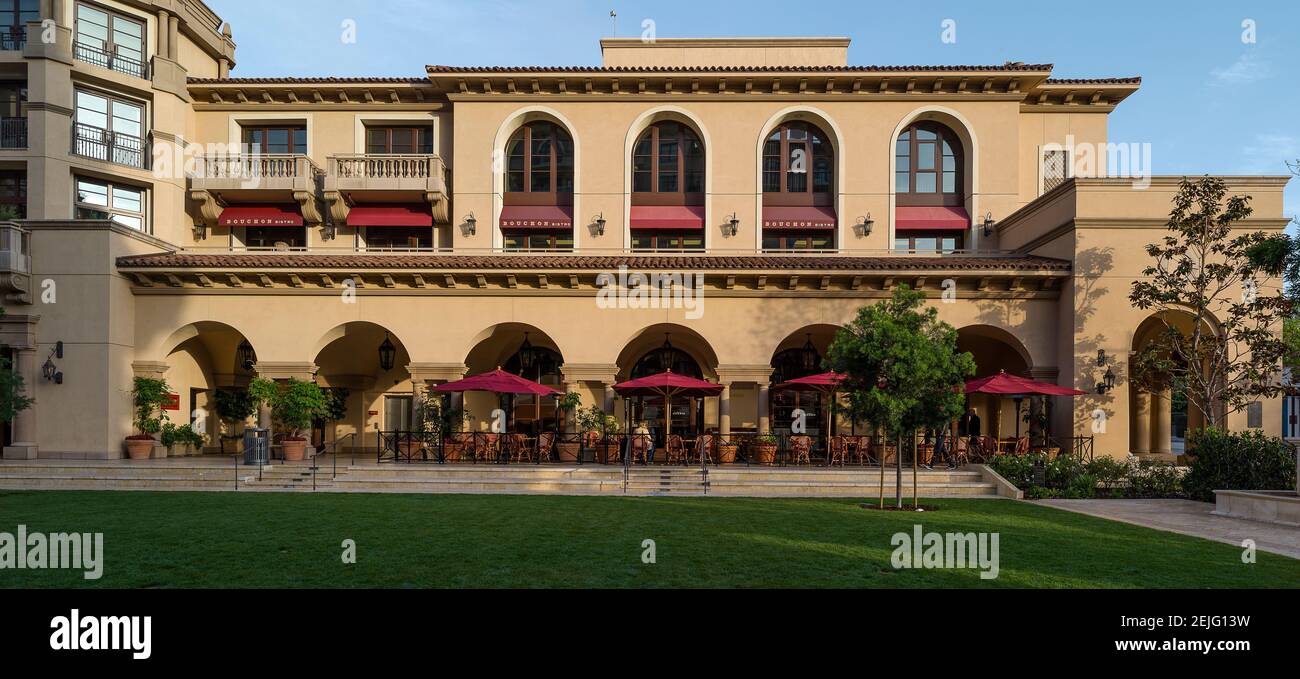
282,439,307,461
716,444,738,464
125,438,154,460
168,444,186,458
557,442,580,462
751,444,777,464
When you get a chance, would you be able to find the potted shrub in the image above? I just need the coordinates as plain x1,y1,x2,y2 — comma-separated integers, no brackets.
555,393,583,462
250,377,327,461
214,387,257,453
160,422,181,457
127,377,171,460
716,437,738,464
750,434,779,464
576,404,622,463
181,424,207,456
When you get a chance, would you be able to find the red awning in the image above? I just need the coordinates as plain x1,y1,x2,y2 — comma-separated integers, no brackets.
630,205,705,230
347,205,432,227
500,205,573,230
218,205,304,227
895,206,970,231
762,206,836,230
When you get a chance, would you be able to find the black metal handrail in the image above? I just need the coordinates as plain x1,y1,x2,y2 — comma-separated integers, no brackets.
71,122,148,169
0,117,26,149
74,40,149,79
310,432,356,490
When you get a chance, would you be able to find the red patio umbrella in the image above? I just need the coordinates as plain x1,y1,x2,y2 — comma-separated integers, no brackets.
964,370,1086,438
613,370,724,439
433,368,561,396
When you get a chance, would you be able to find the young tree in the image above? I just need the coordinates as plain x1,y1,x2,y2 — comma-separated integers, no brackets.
1129,176,1291,429
826,286,975,507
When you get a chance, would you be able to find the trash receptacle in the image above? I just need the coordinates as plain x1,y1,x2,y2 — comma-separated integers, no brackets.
243,428,269,465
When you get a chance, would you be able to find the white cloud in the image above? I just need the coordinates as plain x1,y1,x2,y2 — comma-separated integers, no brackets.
1237,134,1299,175
1209,51,1271,85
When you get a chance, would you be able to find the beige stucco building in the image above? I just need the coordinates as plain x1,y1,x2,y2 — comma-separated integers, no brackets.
0,1,1289,462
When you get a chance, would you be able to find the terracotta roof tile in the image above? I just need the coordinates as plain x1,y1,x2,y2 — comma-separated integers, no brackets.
1042,77,1141,85
116,253,1071,272
188,76,428,85
425,63,1053,74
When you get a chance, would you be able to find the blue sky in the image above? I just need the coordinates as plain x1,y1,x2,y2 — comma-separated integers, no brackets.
214,0,1299,224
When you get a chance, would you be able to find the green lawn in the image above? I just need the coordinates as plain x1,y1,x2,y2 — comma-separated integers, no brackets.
0,491,1295,588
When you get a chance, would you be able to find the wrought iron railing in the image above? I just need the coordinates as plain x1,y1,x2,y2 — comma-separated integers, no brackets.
0,27,25,51
71,122,148,169
0,117,27,149
74,41,149,79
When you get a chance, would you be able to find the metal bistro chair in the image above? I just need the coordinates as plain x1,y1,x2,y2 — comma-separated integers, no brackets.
953,436,970,467
629,434,651,465
874,438,897,466
691,434,714,466
853,436,874,465
506,433,531,463
475,433,501,463
1014,436,1031,457
535,432,556,463
791,435,814,466
665,434,687,465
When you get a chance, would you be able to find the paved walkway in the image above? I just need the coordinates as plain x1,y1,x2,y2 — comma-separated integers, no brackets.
1036,499,1300,560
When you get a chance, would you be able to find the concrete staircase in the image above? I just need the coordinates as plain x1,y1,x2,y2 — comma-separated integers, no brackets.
624,467,710,495
0,459,1012,498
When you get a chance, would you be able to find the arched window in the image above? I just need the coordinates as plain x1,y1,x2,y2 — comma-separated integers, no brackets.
762,121,833,205
632,122,704,204
502,121,574,251
504,339,564,435
770,347,823,435
505,122,574,199
894,122,963,206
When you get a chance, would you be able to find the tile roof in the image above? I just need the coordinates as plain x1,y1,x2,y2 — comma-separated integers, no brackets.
188,76,429,85
1042,77,1141,85
116,253,1071,272
425,63,1054,74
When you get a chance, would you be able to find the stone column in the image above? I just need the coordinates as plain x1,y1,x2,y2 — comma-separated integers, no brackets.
758,385,771,435
168,14,180,61
603,384,615,414
2,348,38,459
157,10,170,60
564,382,580,433
1152,387,1173,456
719,384,732,437
1131,390,1151,455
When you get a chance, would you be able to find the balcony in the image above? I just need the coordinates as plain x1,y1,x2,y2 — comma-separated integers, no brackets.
71,123,148,169
324,154,449,224
73,41,149,80
0,117,25,149
0,26,25,51
191,154,323,195
0,221,30,303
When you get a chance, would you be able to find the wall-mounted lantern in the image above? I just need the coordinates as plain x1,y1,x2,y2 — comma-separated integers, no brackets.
854,214,874,238
594,213,606,236
725,213,739,237
463,213,477,236
42,341,63,384
982,212,995,237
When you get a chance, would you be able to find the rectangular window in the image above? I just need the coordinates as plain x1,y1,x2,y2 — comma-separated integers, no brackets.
1041,149,1069,195
365,226,432,250
762,234,833,251
631,232,704,252
73,89,145,167
502,233,573,251
365,126,433,155
74,176,145,230
0,0,38,47
0,169,26,217
242,126,308,154
245,226,306,249
74,2,147,79
894,231,963,253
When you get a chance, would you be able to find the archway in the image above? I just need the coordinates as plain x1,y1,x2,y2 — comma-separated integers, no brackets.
616,324,719,440
463,323,565,435
312,322,412,448
159,321,258,453
888,107,980,250
957,325,1033,441
1129,312,1219,458
769,324,841,437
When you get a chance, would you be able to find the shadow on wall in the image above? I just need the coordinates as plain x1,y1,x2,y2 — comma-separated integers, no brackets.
1072,247,1117,442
